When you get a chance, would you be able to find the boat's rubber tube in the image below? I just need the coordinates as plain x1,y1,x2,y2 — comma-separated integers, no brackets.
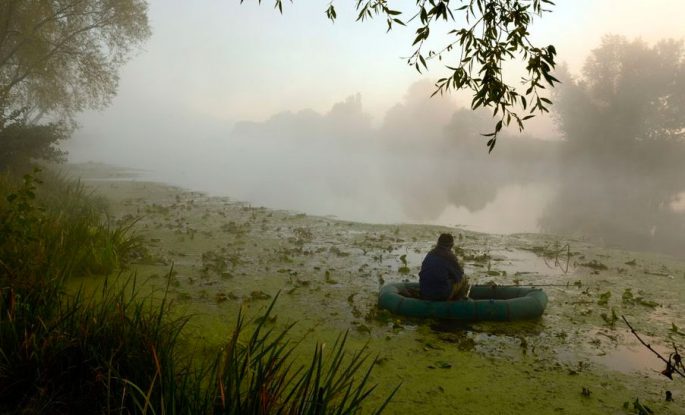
378,282,548,321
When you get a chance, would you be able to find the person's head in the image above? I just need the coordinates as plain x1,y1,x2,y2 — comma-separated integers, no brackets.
437,233,454,249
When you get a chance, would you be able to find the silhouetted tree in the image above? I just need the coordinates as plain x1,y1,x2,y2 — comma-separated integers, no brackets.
542,36,685,256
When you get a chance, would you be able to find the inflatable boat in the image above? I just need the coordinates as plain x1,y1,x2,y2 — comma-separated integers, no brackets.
378,282,548,321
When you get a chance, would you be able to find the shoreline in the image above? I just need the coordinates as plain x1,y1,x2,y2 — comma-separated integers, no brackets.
62,162,685,414
63,160,554,236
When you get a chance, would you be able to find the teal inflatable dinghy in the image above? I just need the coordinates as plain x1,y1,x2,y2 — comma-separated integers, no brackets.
378,282,547,321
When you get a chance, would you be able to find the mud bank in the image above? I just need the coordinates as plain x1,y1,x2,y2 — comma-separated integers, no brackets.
63,163,685,414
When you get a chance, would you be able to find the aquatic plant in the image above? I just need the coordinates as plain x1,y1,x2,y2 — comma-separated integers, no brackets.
597,291,611,307
600,308,618,328
0,169,162,412
460,248,491,263
521,242,575,273
1,275,396,413
201,249,233,278
293,226,314,244
620,288,659,308
579,259,608,271
398,254,410,274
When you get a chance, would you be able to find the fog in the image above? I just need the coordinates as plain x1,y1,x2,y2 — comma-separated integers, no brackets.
65,1,685,257
540,37,685,257
68,81,557,234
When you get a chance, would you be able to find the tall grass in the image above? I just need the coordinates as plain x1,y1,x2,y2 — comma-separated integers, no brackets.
0,169,396,413
0,276,183,413
0,169,150,412
0,169,143,291
1,277,397,414
211,296,397,415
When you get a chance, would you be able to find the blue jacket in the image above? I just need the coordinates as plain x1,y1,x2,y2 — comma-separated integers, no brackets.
419,247,464,300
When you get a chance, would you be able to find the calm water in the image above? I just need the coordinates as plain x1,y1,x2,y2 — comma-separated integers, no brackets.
136,158,555,235
69,129,556,234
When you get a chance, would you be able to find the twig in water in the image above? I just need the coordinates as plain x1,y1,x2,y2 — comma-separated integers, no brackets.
541,242,573,274
622,315,685,379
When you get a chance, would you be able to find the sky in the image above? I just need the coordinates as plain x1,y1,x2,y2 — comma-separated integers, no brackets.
66,0,685,235
69,0,685,130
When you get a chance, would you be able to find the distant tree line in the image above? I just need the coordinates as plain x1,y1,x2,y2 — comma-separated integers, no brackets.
243,0,559,151
542,36,685,256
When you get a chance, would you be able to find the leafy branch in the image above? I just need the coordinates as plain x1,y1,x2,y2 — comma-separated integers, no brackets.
243,0,559,152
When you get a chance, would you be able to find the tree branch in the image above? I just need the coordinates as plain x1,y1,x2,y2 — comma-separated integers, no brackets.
622,314,685,378
0,16,114,105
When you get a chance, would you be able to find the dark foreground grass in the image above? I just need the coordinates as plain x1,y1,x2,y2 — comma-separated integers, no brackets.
0,276,185,413
211,297,398,415
0,169,395,414
1,278,396,414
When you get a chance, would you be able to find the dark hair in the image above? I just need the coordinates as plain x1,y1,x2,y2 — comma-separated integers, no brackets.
437,233,454,248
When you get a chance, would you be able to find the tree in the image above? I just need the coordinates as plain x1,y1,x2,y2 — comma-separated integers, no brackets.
0,0,151,128
542,36,685,256
554,36,685,158
0,0,150,170
242,0,559,152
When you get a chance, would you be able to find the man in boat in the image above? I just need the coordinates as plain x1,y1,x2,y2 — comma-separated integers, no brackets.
419,233,469,301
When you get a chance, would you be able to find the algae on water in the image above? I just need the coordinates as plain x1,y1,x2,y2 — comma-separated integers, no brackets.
69,163,685,415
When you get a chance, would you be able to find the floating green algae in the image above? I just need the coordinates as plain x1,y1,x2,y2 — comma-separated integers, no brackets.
64,163,685,415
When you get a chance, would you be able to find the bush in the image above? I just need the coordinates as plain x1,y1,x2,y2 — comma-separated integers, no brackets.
0,277,189,413
0,118,67,173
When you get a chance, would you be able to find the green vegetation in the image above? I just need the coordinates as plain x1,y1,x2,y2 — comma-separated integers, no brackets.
0,117,68,172
0,0,150,172
25,166,683,414
0,1,150,125
0,170,394,413
398,254,410,274
597,291,611,307
0,169,143,288
212,299,397,414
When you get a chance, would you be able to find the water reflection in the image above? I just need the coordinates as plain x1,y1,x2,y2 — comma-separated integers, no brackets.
586,328,671,378
69,78,684,256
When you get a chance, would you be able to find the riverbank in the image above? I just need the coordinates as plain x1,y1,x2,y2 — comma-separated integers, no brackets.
63,162,685,414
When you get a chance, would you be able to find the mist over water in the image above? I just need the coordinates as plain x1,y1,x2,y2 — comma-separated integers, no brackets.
540,37,685,258
69,81,557,234
69,48,685,259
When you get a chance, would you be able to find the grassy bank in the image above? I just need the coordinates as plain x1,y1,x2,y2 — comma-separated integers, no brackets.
0,169,392,413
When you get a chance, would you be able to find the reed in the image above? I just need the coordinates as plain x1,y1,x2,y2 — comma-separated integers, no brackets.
0,169,144,291
0,169,396,413
210,296,398,415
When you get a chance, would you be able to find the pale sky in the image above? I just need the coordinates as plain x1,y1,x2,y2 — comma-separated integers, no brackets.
84,0,685,127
